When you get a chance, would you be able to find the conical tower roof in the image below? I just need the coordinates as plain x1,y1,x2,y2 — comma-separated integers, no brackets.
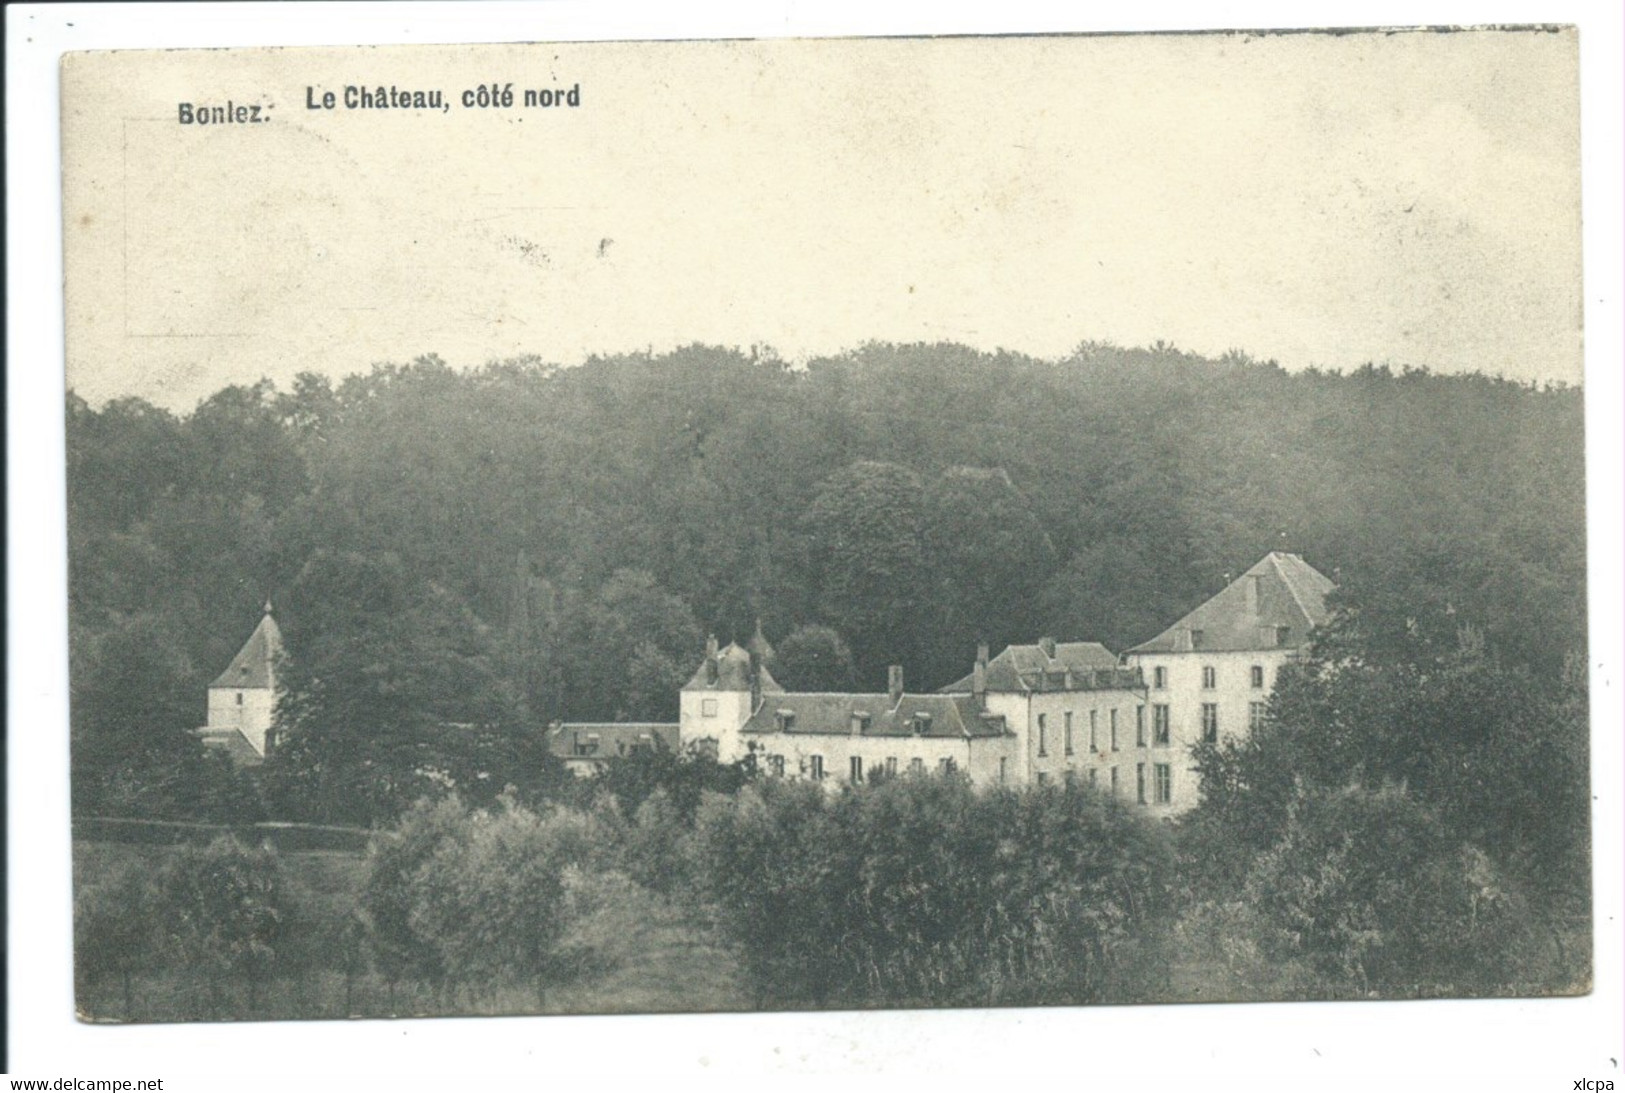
210,604,283,689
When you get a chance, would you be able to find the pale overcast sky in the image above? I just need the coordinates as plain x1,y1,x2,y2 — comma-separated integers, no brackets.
63,29,1581,409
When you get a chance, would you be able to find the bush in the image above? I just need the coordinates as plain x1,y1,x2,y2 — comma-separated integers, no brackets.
1234,783,1554,997
362,793,604,1008
75,861,164,1019
688,774,1176,1008
154,836,289,1013
359,796,470,1000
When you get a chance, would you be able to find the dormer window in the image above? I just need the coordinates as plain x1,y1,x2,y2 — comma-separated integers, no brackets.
1276,626,1292,647
775,710,796,732
851,711,872,734
1190,629,1205,650
912,712,933,735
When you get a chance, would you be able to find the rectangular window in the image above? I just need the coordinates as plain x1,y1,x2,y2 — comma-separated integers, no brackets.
850,756,863,784
235,692,244,706
1154,763,1172,804
939,757,957,775
1249,701,1266,732
809,754,824,781
1088,767,1098,787
701,697,718,717
1136,762,1146,804
1037,713,1048,757
1110,766,1119,796
1037,771,1049,786
1153,704,1171,746
1202,665,1216,689
1153,665,1167,689
1110,709,1119,751
999,757,1007,783
910,757,924,775
1250,664,1265,689
1089,710,1098,752
1064,712,1074,755
1201,703,1219,744
886,756,898,777
768,754,785,778
1135,706,1146,747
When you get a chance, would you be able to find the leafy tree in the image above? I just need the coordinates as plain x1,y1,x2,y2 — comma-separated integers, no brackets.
156,837,288,1014
799,461,930,682
363,794,595,1009
264,551,540,825
69,613,256,822
770,625,857,692
1193,607,1587,906
360,795,469,1003
407,798,574,1009
689,775,1175,1008
1235,784,1553,996
588,737,753,825
75,862,164,1020
555,568,703,722
918,466,1056,684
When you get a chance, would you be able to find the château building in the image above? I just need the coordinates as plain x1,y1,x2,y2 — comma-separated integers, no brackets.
678,552,1333,815
1122,552,1334,812
196,553,1333,814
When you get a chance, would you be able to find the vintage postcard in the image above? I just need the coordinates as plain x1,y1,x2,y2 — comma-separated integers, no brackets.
60,28,1590,1035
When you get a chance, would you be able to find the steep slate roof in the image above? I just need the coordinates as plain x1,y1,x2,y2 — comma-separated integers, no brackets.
199,728,265,765
210,609,283,690
940,641,1129,693
547,722,682,759
1127,552,1335,655
742,692,1008,739
682,641,785,693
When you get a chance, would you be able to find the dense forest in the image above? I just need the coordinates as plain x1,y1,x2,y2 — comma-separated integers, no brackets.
69,340,1592,1014
67,341,1585,821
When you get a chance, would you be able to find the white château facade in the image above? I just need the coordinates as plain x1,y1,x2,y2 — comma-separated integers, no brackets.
679,552,1332,815
196,553,1333,813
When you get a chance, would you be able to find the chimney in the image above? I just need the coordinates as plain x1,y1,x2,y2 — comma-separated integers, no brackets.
888,665,904,705
1038,636,1056,659
973,644,988,709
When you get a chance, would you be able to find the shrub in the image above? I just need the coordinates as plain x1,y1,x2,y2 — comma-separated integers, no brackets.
75,861,164,1019
154,836,288,1013
360,795,469,1001
688,774,1175,1008
1238,783,1551,997
362,793,597,1009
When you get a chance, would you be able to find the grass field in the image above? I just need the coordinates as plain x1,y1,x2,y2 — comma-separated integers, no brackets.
73,841,749,1023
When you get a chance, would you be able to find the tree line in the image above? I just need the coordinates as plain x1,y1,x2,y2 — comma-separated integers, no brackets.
66,341,1585,829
